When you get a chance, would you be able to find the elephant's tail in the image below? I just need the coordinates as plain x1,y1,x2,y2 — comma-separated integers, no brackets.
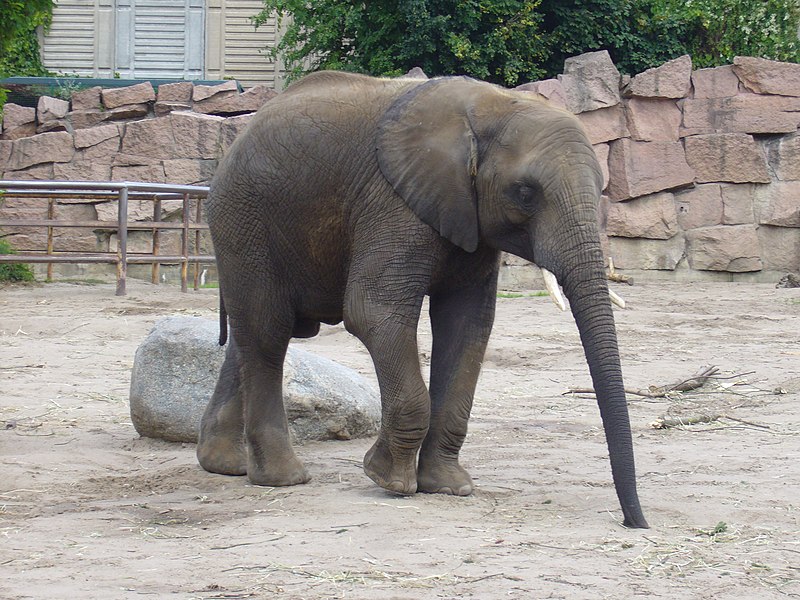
218,293,228,346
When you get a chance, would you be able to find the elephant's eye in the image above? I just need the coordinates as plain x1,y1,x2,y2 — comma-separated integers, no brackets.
515,182,541,212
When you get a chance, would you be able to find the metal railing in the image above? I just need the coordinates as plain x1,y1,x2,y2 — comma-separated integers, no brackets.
0,180,213,295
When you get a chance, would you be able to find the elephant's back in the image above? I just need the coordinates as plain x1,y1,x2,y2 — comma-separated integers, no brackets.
211,73,415,216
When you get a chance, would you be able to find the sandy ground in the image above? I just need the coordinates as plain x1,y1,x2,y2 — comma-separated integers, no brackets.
1,278,799,599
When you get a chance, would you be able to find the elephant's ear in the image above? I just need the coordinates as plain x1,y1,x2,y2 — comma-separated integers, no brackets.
377,77,482,253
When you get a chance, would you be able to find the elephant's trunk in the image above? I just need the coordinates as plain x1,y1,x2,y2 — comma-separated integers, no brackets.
531,175,648,527
557,244,648,528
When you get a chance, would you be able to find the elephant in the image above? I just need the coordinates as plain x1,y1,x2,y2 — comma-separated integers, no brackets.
196,71,649,529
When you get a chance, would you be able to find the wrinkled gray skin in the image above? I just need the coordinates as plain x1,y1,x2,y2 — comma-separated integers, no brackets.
197,71,648,528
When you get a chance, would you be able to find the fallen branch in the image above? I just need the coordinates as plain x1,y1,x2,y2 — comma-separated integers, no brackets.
649,414,772,430
649,414,721,429
566,365,721,399
607,257,634,286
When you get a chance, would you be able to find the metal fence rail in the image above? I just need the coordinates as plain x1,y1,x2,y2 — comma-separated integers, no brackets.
0,180,213,295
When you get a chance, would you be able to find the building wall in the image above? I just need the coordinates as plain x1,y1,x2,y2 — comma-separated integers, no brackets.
40,0,282,88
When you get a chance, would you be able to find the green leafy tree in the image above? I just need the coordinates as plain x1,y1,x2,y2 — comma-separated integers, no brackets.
256,0,799,83
661,0,800,67
0,0,54,106
539,0,691,75
0,0,54,55
255,0,549,86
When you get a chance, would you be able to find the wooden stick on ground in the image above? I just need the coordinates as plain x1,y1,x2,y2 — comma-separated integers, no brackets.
607,257,634,286
566,365,722,399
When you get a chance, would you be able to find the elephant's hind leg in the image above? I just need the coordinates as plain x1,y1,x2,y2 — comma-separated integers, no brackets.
417,285,496,495
197,337,247,475
228,307,310,487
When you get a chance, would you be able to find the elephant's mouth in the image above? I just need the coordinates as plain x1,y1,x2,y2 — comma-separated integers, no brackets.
540,267,626,311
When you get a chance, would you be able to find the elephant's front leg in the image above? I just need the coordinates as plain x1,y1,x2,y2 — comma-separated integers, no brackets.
347,302,431,495
418,284,497,495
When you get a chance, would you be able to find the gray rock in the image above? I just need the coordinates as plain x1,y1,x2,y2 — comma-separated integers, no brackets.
129,316,380,443
559,50,621,113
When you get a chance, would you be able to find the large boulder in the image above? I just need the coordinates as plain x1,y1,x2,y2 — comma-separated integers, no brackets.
129,316,381,444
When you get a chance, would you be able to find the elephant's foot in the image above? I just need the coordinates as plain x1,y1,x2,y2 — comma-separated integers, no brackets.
197,434,247,476
247,449,311,487
417,454,473,496
363,439,418,495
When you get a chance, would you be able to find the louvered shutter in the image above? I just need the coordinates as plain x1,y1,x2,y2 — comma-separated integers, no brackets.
116,0,205,79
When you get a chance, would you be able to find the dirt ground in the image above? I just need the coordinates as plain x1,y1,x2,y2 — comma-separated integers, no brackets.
1,278,799,599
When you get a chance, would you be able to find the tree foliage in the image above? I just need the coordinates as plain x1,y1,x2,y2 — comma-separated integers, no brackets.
256,0,799,85
0,0,54,54
255,1,549,85
0,0,54,79
661,0,800,67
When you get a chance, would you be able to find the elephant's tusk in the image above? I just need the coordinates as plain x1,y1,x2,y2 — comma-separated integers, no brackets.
541,268,567,312
609,288,627,309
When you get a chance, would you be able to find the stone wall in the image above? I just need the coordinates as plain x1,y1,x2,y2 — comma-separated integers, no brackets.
1,54,799,284
0,80,273,277
514,52,800,283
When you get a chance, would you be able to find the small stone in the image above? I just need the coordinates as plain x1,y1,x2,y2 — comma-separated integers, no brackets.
102,82,156,109
625,97,681,142
104,104,150,122
720,184,756,225
220,113,255,154
193,80,239,102
576,104,629,144
74,123,120,149
607,234,686,270
681,95,800,136
674,184,724,230
36,120,68,134
754,181,800,227
559,50,621,113
733,56,800,97
154,102,192,117
606,139,695,200
7,131,75,170
69,109,108,130
691,65,740,99
401,67,428,79
37,96,70,122
515,79,568,110
627,55,692,98
193,85,276,116
606,192,679,239
686,225,762,272
684,133,770,184
157,81,194,103
70,86,102,111
2,103,36,129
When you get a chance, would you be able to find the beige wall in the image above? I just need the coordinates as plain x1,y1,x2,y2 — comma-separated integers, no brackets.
41,0,282,88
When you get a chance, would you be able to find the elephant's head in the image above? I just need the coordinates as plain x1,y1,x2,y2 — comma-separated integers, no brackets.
377,77,648,528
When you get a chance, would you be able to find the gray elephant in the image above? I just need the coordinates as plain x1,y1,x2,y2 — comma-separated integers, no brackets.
197,71,648,528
